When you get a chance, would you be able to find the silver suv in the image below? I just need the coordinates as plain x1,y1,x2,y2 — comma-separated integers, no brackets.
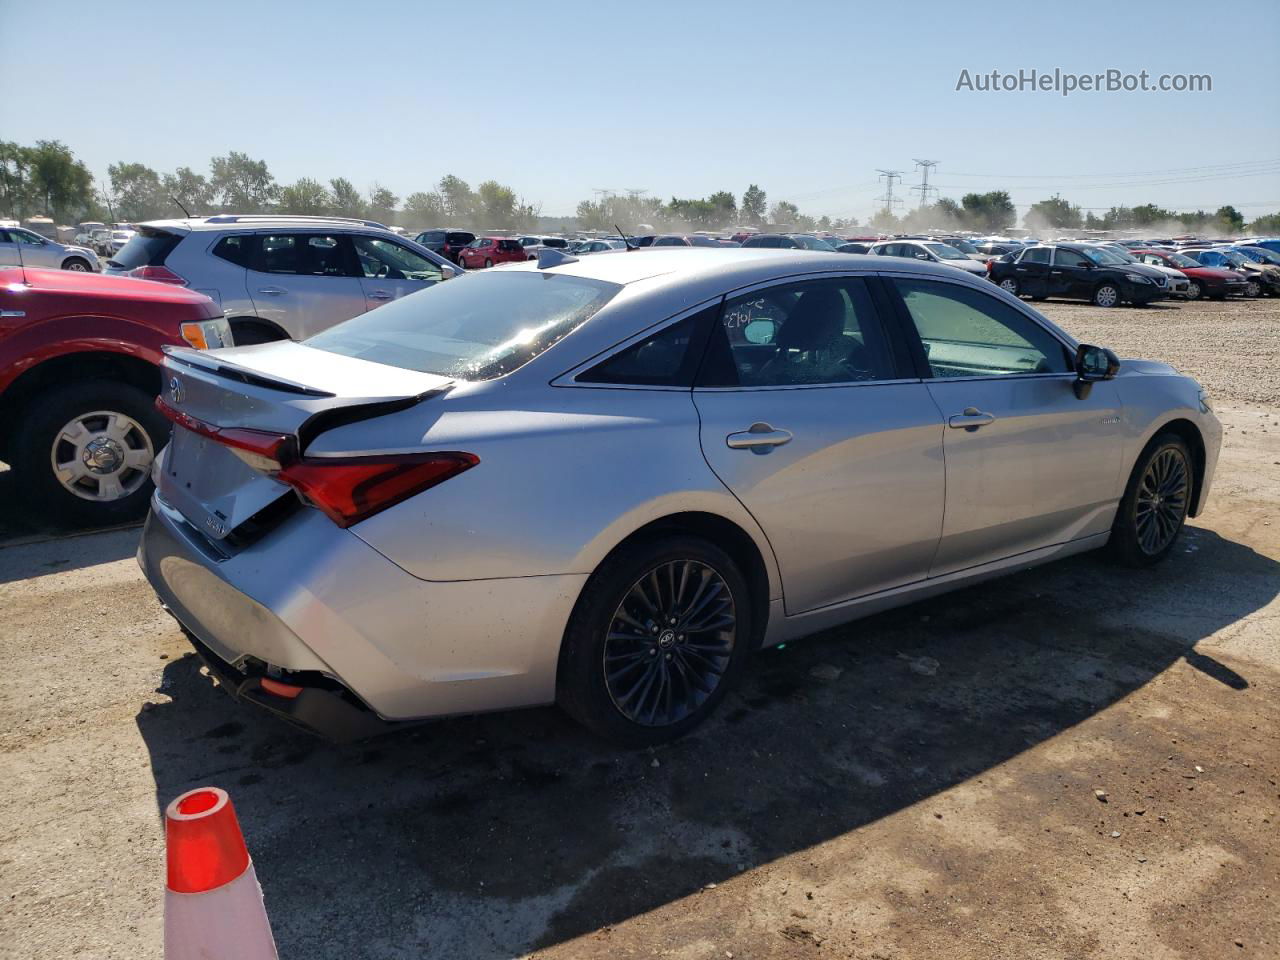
104,215,458,343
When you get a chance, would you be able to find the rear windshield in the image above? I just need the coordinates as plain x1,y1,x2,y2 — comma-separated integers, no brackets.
108,230,180,270
307,271,621,380
446,232,475,244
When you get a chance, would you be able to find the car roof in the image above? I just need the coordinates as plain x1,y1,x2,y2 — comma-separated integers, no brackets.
137,215,397,234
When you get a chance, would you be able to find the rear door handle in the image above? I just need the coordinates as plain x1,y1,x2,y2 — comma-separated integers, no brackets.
257,287,286,296
727,423,793,452
367,290,393,301
948,407,995,430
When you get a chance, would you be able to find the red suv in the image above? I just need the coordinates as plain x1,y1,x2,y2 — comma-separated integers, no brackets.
0,267,231,525
457,237,527,269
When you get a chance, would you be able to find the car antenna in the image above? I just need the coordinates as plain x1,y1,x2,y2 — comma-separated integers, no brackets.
171,195,192,218
12,227,29,285
615,224,636,251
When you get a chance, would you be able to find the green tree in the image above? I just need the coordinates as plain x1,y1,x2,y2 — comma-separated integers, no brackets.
960,191,1016,231
329,178,365,219
768,200,800,226
27,140,94,223
1246,211,1280,234
741,184,767,225
437,175,475,220
1024,194,1082,231
1084,211,1105,231
404,190,445,228
162,166,214,214
0,141,35,218
1214,205,1244,234
366,185,399,225
108,161,168,221
475,180,518,226
868,208,902,232
278,178,332,215
1130,203,1173,227
209,151,278,212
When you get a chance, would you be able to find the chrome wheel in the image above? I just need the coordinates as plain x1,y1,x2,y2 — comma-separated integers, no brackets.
999,278,1019,295
50,410,154,502
1244,280,1260,298
1185,281,1201,300
1095,284,1119,307
64,259,90,272
1135,447,1189,556
603,559,737,727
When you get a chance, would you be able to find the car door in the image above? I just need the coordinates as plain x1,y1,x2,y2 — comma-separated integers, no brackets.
1011,246,1051,297
0,230,17,267
693,275,945,614
886,276,1125,576
1049,247,1094,299
352,234,445,309
246,232,368,339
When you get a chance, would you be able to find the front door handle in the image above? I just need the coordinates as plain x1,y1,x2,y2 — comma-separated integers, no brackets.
257,287,286,296
948,407,995,431
367,290,393,301
727,422,793,452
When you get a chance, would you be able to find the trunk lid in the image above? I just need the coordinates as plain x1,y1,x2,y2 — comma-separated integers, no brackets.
157,342,452,545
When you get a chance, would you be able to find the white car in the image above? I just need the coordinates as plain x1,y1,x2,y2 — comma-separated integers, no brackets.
869,240,988,278
573,239,628,255
103,215,459,344
0,226,100,271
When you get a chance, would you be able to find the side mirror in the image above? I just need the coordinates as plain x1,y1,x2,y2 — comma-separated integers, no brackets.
440,263,458,280
1073,343,1119,398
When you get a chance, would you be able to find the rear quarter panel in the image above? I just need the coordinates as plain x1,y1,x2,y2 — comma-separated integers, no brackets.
316,383,782,595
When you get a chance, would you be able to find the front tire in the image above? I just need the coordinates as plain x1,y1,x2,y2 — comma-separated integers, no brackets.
11,380,168,526
1185,280,1202,300
1244,279,1261,298
62,257,91,272
1093,282,1121,307
557,536,753,747
483,258,493,268
1109,433,1193,567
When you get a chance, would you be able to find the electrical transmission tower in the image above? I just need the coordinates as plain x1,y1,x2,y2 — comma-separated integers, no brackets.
911,159,939,208
875,169,905,214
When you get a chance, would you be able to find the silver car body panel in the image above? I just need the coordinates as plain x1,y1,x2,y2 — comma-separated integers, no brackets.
140,249,1222,723
0,227,100,270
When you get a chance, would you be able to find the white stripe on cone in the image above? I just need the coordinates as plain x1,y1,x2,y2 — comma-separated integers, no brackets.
165,861,278,960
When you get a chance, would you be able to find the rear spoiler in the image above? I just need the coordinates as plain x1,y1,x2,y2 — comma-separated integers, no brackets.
164,346,335,397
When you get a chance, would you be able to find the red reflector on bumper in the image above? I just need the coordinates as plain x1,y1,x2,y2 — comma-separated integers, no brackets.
259,677,303,699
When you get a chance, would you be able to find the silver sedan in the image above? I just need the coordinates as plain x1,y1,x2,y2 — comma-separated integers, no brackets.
0,226,100,271
139,248,1221,745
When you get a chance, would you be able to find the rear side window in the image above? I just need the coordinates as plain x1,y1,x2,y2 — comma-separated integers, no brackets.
257,234,300,273
1019,247,1051,264
212,234,255,268
579,310,713,387
308,271,622,380
108,230,181,270
446,232,475,245
497,240,522,252
701,277,895,388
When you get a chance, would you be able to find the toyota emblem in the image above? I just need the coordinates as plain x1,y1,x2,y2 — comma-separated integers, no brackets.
169,376,184,403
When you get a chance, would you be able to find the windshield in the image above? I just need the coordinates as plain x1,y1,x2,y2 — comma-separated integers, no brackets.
1103,246,1137,262
946,238,978,254
308,271,621,380
1168,253,1199,268
1217,250,1247,266
925,242,967,260
1082,247,1127,266
1237,247,1280,265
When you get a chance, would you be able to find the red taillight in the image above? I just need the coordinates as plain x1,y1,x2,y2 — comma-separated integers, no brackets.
277,453,478,528
155,397,477,526
129,264,187,285
155,397,295,470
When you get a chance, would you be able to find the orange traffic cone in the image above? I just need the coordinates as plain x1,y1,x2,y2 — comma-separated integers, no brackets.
164,787,278,960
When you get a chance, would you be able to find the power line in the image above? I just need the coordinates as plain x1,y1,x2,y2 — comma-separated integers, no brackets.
911,159,939,208
875,169,904,213
945,157,1280,180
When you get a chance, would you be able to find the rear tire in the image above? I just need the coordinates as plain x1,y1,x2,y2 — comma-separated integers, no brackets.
1244,279,1261,298
11,380,168,526
1108,433,1193,567
998,277,1020,297
483,258,493,268
1185,280,1202,300
557,535,753,747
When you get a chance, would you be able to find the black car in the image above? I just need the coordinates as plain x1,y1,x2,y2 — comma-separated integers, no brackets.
836,242,873,254
413,229,476,264
973,241,1023,261
988,243,1169,307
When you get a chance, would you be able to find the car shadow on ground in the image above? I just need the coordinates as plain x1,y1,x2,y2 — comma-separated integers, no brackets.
0,465,142,563
136,526,1277,959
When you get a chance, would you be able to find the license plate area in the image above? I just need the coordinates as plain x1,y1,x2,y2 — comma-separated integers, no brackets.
161,426,291,540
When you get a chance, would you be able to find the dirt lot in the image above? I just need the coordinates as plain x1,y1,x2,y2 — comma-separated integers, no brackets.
1,297,1277,960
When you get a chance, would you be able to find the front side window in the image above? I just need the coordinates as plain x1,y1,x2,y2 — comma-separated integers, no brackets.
701,277,895,388
13,229,45,246
354,236,441,280
892,278,1070,378
308,271,621,380
302,234,355,277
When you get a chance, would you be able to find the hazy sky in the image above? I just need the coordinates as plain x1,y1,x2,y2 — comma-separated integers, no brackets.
3,0,1278,221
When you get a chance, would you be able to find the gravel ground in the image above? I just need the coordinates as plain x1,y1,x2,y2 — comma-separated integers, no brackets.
1039,296,1280,406
1,297,1277,960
